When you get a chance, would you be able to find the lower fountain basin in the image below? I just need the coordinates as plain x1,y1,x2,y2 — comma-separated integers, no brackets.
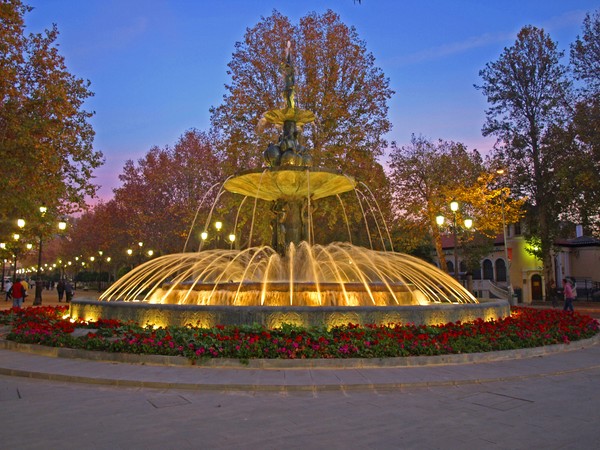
69,298,510,329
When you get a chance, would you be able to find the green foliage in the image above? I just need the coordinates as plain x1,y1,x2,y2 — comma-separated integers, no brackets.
476,25,572,283
569,10,600,235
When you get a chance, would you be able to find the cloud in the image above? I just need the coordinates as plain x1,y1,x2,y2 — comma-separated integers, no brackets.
541,9,589,32
390,32,514,66
387,9,590,67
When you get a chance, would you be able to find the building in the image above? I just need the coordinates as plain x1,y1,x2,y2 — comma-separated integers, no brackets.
437,223,600,304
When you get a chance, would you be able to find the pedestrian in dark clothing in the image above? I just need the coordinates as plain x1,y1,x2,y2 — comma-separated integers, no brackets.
546,281,560,308
57,279,65,302
64,280,74,303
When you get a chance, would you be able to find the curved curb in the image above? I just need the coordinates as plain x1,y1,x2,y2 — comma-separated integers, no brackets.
2,365,600,393
0,334,599,392
1,333,599,369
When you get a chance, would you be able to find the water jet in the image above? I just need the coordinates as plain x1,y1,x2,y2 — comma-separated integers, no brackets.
70,43,509,328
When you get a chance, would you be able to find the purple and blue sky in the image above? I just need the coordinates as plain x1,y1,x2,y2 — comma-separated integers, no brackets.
24,0,598,201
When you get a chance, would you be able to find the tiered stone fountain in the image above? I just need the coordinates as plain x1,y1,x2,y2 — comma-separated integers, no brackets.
70,44,509,328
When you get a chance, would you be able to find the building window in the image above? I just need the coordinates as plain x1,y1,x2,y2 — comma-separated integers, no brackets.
472,265,482,280
513,222,521,235
447,261,454,275
483,259,494,280
496,259,507,282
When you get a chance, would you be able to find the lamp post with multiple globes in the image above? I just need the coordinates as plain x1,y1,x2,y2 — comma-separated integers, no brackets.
436,201,473,281
11,219,26,282
496,168,514,304
34,206,67,305
200,221,234,250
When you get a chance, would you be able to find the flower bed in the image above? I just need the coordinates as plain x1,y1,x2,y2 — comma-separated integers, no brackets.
1,306,598,360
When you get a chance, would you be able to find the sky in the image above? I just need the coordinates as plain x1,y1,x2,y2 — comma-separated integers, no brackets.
24,0,599,202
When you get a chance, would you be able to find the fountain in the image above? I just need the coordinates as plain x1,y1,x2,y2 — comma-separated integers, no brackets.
70,43,509,328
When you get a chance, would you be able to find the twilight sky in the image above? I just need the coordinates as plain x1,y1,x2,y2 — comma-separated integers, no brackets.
24,0,599,201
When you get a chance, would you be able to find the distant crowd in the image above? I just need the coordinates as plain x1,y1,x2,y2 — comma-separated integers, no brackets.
4,278,74,308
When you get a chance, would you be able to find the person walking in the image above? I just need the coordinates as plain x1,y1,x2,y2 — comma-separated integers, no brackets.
5,279,12,302
20,278,29,303
562,278,575,312
57,279,65,302
8,277,26,308
546,281,560,308
64,280,74,303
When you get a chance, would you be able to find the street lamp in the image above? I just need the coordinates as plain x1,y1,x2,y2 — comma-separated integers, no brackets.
0,243,6,291
34,207,67,305
450,201,460,280
228,233,236,249
11,219,25,282
214,221,223,249
496,168,513,303
137,242,144,265
437,202,472,280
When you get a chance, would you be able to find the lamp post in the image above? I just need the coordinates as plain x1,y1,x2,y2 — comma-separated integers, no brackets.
105,256,112,284
496,169,513,304
34,207,67,305
0,243,6,291
97,251,103,291
450,201,459,280
12,219,25,282
200,230,208,251
436,202,473,280
137,241,144,266
228,233,236,250
214,221,223,249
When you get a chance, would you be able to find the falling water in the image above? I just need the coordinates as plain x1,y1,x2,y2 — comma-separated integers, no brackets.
100,242,476,306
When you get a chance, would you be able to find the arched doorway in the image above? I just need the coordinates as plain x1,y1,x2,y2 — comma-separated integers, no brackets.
483,259,494,280
531,274,543,301
495,259,507,282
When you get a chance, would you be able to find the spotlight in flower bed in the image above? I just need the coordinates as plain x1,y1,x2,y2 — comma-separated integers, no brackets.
1,307,598,360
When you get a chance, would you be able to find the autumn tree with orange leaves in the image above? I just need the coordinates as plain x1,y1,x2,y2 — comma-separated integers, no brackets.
210,10,394,246
388,136,524,272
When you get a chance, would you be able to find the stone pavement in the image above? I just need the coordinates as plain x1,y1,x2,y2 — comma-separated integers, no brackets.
0,291,599,448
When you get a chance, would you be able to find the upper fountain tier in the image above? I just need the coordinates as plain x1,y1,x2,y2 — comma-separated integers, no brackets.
223,166,356,201
223,41,356,202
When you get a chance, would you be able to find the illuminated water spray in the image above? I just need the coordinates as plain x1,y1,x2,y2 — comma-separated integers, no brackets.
84,42,506,328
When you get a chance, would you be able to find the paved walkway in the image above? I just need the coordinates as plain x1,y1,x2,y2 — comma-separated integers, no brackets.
1,291,599,448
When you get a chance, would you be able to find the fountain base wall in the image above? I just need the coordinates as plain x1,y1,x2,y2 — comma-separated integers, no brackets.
70,299,510,329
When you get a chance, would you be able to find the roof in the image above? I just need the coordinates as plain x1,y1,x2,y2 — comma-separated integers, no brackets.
554,235,600,248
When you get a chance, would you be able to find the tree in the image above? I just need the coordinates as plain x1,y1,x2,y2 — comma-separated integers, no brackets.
0,0,103,224
60,201,130,267
569,9,600,234
476,25,572,286
388,136,525,272
571,9,600,97
112,129,223,254
388,137,474,269
209,10,394,246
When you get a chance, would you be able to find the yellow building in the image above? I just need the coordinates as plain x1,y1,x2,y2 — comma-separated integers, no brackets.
437,224,600,304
